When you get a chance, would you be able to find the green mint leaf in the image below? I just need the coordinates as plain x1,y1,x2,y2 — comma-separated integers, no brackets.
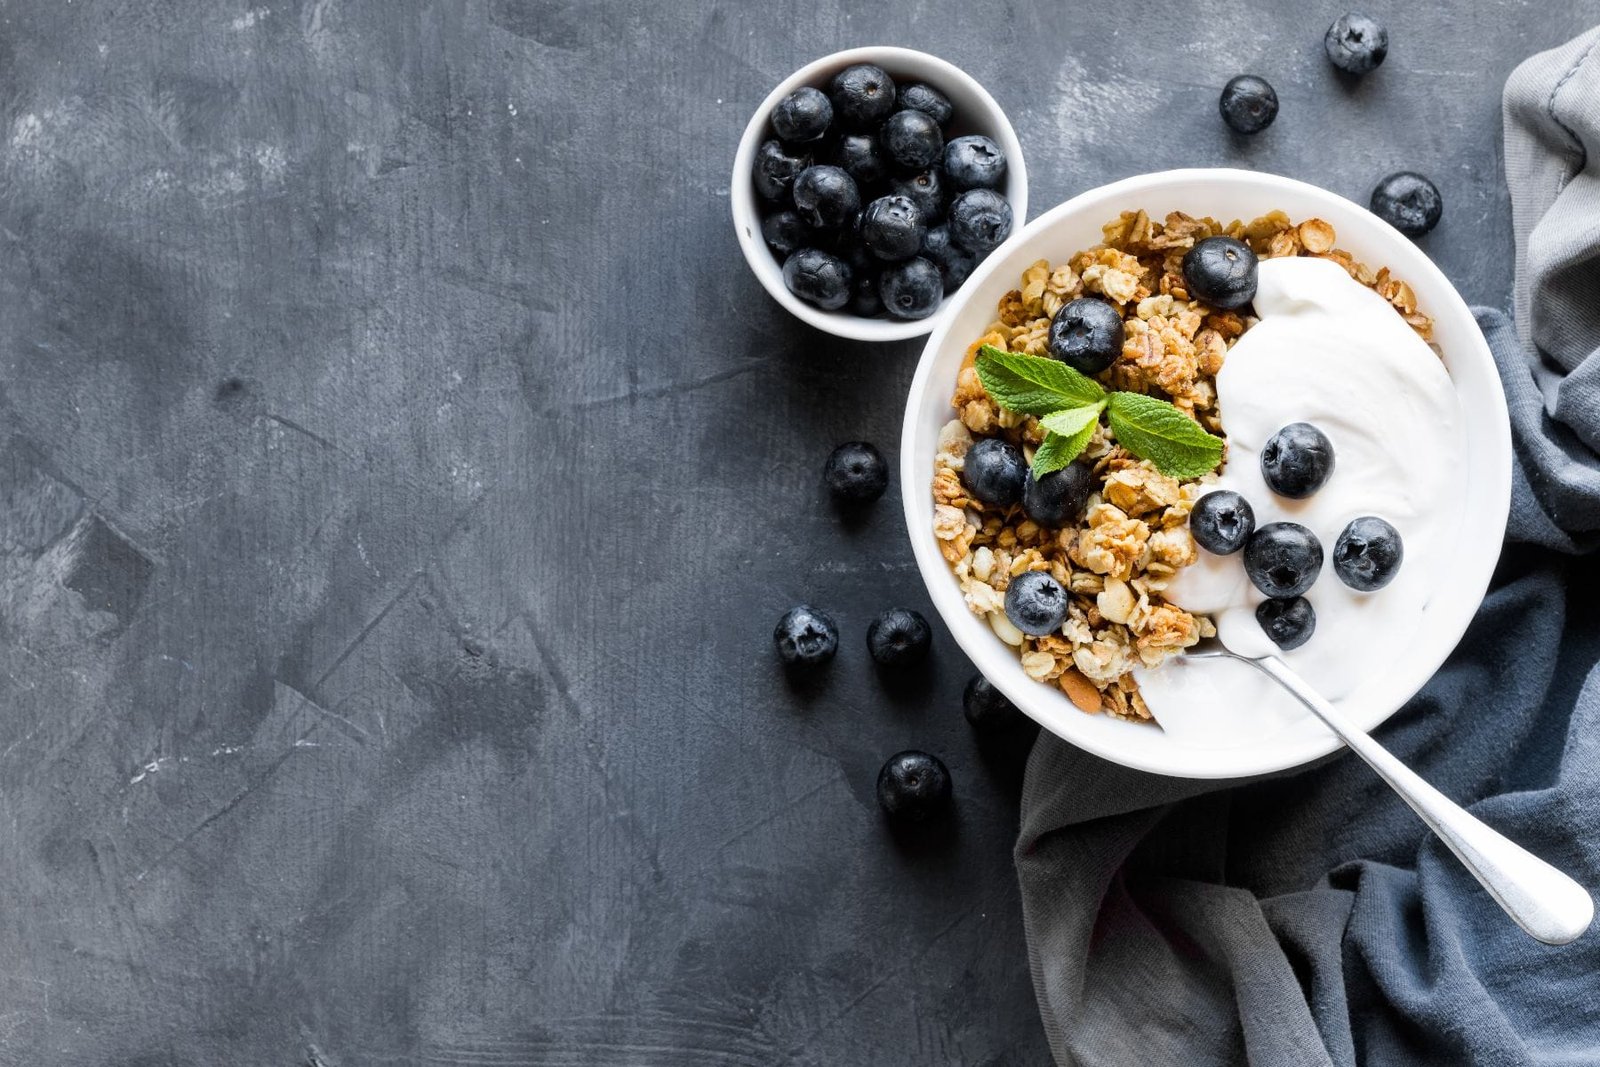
975,346,1105,416
1031,418,1100,477
1104,391,1224,479
1039,401,1106,440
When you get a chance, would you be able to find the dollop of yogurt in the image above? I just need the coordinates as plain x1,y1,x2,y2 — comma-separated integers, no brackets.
1137,256,1462,746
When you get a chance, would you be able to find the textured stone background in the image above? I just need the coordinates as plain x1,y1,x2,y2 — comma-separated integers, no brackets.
0,2,1592,1064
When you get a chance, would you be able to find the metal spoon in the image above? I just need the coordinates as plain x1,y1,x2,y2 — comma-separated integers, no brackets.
1180,638,1594,945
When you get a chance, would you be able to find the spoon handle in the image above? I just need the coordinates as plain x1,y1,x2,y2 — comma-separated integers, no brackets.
1254,655,1593,945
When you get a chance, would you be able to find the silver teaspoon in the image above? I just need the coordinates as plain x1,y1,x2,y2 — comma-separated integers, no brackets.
1180,637,1594,945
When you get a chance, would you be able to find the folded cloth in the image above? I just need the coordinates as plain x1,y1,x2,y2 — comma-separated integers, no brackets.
1016,27,1600,1067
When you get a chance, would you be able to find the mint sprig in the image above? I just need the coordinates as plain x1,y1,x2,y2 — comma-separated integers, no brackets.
973,347,1223,479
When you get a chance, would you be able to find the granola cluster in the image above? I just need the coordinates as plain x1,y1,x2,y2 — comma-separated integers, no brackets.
932,209,1435,721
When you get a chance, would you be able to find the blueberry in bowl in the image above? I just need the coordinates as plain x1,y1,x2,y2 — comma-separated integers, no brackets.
733,48,1028,341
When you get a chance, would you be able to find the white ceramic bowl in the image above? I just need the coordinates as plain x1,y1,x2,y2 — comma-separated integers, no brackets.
731,47,1029,343
900,168,1512,779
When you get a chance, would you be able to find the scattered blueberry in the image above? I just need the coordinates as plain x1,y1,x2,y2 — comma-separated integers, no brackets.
1244,522,1324,599
1219,74,1279,134
920,225,976,292
830,63,897,130
876,750,951,821
1022,462,1094,528
860,195,926,261
1189,490,1255,555
782,248,853,311
948,189,1013,254
774,605,839,668
1325,13,1388,75
1256,597,1316,651
963,674,1024,733
823,441,889,504
899,82,954,126
1047,297,1124,374
791,165,861,230
831,133,889,187
889,167,948,221
849,270,884,316
878,256,943,320
1182,236,1258,309
867,607,932,667
761,211,812,257
771,86,833,143
1333,516,1404,591
1005,571,1069,637
1371,172,1443,237
1260,423,1335,499
753,139,811,204
943,135,1007,191
881,109,944,170
960,438,1027,507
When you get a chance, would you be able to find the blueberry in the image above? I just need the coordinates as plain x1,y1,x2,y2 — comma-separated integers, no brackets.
1371,172,1443,237
960,438,1026,507
878,256,943,320
867,607,932,667
899,82,954,126
1189,490,1255,555
1260,422,1334,499
1004,571,1068,637
876,750,951,821
963,675,1024,733
1047,297,1124,374
830,63,897,130
792,165,861,230
920,225,976,292
948,189,1013,254
1022,462,1094,527
774,605,839,668
823,441,889,503
1325,13,1388,75
942,135,1007,191
771,86,833,143
782,248,853,311
833,133,888,187
1182,236,1258,310
881,109,944,170
1256,597,1316,651
1219,74,1278,135
849,270,884,316
860,195,926,261
1243,522,1324,599
889,167,949,221
753,139,811,204
1333,516,1404,591
761,210,812,257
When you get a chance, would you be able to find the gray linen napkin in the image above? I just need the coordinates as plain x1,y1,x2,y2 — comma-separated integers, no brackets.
1016,27,1600,1067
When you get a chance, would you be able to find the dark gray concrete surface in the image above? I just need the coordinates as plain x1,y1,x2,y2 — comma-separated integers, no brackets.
0,2,1592,1064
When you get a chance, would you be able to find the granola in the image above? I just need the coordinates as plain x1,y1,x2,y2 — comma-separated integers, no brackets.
931,210,1434,721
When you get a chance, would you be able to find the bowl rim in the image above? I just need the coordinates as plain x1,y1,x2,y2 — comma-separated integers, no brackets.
899,167,1513,779
730,46,1030,343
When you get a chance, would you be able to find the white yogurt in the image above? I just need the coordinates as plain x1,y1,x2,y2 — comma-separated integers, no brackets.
1137,256,1462,747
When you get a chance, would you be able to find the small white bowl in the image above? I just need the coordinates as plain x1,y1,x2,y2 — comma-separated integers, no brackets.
731,47,1029,343
900,168,1512,779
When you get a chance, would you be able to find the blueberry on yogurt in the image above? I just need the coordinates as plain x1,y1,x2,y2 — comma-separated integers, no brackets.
1261,422,1335,499
1333,516,1404,591
1189,490,1255,555
1256,596,1316,650
1244,522,1324,599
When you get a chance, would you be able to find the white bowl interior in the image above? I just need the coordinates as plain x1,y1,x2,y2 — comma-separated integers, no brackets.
900,168,1511,779
731,47,1029,343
